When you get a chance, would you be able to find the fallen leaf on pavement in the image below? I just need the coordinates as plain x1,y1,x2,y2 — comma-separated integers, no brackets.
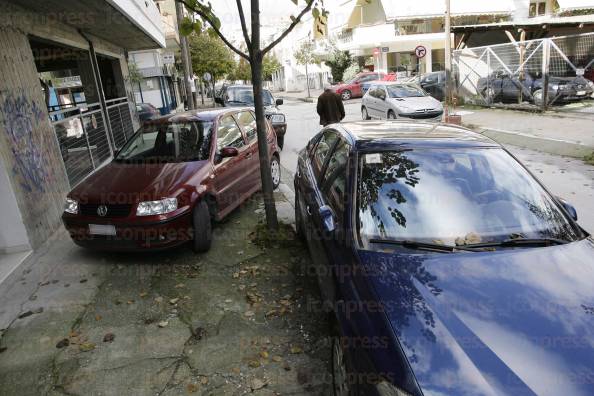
200,377,208,385
56,339,70,349
231,367,240,374
186,383,198,393
139,292,148,298
79,342,95,352
154,296,164,304
169,298,179,305
265,310,277,318
244,311,255,317
158,321,169,328
248,360,261,368
250,378,267,391
95,315,102,321
290,346,303,354
103,333,115,343
272,355,282,362
175,283,185,288
260,351,269,359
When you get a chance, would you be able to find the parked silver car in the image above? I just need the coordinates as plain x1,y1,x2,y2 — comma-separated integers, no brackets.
361,82,443,121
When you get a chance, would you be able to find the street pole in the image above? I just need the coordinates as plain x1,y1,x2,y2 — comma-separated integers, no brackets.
305,61,311,98
175,0,195,110
444,0,451,118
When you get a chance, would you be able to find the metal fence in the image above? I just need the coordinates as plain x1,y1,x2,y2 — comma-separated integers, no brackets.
50,98,134,186
453,32,594,113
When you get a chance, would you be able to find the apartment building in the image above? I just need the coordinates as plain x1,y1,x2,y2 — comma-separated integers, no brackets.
327,0,515,76
129,0,183,115
0,0,164,263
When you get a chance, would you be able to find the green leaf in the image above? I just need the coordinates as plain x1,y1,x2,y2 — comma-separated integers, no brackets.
193,20,202,34
179,17,194,36
290,15,296,22
291,0,298,4
312,8,320,19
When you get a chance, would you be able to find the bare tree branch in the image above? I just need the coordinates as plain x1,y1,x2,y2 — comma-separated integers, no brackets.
262,1,314,55
235,0,252,51
177,0,250,60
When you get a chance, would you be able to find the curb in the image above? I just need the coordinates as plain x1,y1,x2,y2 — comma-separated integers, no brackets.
477,127,594,158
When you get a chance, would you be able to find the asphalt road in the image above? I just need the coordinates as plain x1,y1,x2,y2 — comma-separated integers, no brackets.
279,98,594,233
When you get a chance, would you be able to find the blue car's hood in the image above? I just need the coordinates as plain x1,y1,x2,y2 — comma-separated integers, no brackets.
358,239,594,396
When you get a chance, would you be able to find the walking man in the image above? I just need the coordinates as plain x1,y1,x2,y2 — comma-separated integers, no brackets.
317,85,345,127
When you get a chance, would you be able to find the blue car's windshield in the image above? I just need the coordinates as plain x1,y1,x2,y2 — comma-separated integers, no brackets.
357,148,583,249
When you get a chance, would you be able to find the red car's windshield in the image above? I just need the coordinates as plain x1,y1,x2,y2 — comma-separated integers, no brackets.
115,122,213,163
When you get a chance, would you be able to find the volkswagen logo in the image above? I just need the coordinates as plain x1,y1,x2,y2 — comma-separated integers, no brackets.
97,205,108,217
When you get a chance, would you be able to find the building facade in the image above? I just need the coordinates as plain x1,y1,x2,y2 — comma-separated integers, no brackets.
327,0,516,77
129,0,183,115
0,0,165,256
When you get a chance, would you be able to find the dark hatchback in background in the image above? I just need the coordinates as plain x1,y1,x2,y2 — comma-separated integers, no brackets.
418,71,446,101
62,108,281,252
136,103,161,122
295,121,594,396
215,85,288,149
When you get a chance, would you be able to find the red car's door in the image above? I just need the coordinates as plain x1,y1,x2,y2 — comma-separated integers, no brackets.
213,114,250,217
234,110,260,191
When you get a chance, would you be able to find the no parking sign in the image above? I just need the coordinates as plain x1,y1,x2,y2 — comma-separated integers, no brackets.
415,45,427,59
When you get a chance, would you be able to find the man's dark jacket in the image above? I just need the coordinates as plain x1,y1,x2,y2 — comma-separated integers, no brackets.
317,90,345,126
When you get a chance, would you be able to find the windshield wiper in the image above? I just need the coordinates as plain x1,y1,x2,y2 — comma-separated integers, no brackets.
226,100,252,104
464,238,570,249
369,239,483,253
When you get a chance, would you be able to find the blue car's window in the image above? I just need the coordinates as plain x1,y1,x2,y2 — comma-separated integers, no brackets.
225,88,274,106
357,148,583,248
115,122,213,163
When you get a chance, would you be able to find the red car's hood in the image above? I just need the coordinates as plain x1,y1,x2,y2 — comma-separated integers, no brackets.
69,160,210,204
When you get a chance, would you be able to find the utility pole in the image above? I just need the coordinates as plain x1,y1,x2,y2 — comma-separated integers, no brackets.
444,0,451,118
175,0,195,110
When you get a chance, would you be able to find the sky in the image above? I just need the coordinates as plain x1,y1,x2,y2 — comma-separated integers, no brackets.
212,0,301,35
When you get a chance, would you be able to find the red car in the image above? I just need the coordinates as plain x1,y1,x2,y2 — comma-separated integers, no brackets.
62,108,281,252
331,71,386,100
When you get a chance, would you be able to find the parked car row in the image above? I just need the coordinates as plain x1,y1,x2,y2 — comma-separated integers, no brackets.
477,70,594,105
63,94,594,396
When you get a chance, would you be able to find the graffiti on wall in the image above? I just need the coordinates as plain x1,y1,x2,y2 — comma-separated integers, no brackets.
1,92,53,192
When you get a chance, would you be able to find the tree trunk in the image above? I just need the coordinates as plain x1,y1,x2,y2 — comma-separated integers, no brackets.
251,0,279,230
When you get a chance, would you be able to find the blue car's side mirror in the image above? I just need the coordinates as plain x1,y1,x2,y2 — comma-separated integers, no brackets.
557,196,578,221
319,205,335,233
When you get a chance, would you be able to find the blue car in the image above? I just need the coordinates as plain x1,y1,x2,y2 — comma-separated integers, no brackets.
294,121,593,396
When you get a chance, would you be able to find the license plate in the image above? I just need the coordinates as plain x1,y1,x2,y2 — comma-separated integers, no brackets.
577,91,586,96
89,224,116,236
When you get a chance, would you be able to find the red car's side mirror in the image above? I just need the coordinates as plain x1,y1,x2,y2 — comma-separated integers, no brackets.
220,147,239,158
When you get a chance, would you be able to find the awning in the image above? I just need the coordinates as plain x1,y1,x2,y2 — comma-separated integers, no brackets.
556,0,594,12
382,0,514,20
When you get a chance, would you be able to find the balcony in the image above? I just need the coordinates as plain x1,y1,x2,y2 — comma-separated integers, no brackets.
11,0,165,50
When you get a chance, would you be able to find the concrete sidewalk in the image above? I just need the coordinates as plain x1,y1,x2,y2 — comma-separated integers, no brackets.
0,187,332,395
459,107,594,158
274,89,323,103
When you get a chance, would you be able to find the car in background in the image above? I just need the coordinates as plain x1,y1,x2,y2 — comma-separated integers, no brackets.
136,103,160,122
478,70,594,105
294,120,592,396
419,70,446,101
360,72,398,95
215,85,287,149
331,71,386,100
62,108,281,252
361,82,443,121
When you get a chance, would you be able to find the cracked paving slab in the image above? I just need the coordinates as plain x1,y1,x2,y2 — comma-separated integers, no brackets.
0,196,332,395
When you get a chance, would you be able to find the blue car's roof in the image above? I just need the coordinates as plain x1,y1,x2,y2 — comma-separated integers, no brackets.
333,121,500,151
